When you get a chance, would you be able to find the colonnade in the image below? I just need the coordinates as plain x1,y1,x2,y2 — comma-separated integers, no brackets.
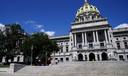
72,29,110,47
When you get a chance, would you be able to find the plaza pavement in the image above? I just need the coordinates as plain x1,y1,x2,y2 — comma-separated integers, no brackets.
0,61,128,76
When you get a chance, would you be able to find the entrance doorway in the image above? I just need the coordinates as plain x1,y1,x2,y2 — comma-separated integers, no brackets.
89,53,95,61
78,54,83,61
101,52,108,61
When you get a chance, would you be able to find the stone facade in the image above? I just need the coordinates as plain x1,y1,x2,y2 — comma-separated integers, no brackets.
112,28,128,61
0,1,127,64
51,1,128,62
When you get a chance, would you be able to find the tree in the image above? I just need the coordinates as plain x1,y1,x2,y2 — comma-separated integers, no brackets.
0,30,5,62
21,32,59,65
4,23,26,63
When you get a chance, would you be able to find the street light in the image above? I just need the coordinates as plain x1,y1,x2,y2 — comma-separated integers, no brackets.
31,45,33,66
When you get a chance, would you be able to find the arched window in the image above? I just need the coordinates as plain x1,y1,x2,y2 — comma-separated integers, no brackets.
101,52,108,61
89,53,95,61
78,54,83,61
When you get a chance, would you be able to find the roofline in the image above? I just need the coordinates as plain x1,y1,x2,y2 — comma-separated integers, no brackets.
112,28,128,32
50,35,69,39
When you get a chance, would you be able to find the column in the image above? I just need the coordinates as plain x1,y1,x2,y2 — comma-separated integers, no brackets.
83,53,85,61
104,30,108,43
95,53,98,61
85,32,87,44
82,32,85,45
84,17,86,21
72,34,74,47
99,53,102,61
79,18,81,22
96,31,99,42
87,53,89,61
74,33,77,47
93,31,96,42
2,57,5,63
107,30,111,43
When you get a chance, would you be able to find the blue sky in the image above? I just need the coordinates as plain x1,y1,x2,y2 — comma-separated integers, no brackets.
0,0,128,36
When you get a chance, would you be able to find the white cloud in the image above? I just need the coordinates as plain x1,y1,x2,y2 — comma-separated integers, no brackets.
25,20,55,36
114,23,128,29
35,24,43,29
45,31,55,36
40,29,55,36
25,20,36,24
25,20,44,29
0,23,5,27
0,23,5,31
40,29,45,32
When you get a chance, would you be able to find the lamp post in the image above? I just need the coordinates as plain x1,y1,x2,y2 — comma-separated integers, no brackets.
31,45,33,66
45,51,47,65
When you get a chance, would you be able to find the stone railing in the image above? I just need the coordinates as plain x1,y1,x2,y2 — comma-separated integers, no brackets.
8,63,25,74
0,68,9,72
0,63,25,74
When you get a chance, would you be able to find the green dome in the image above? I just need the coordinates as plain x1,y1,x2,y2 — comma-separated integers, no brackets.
76,3,100,17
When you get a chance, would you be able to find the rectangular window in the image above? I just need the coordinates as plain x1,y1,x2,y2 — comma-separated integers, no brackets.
66,57,69,61
17,57,20,62
127,55,128,60
60,46,63,52
78,44,82,49
66,46,69,52
124,42,128,49
76,33,82,43
100,43,104,47
89,44,93,48
119,55,124,61
117,42,121,49
60,58,63,62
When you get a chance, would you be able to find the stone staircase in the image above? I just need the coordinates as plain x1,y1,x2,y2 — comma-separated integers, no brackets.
16,61,128,76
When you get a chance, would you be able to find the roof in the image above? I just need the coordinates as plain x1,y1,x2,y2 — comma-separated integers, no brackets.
50,35,69,40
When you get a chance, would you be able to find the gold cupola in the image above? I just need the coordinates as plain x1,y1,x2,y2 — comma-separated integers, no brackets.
74,0,102,23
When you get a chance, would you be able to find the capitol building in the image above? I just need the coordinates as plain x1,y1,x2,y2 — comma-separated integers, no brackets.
0,0,128,64
51,1,128,62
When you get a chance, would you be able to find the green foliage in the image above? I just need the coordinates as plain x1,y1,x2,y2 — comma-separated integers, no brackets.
21,32,59,65
0,23,59,65
0,65,9,68
4,23,26,63
0,30,6,62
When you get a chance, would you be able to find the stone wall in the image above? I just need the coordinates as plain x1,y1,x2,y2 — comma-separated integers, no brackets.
0,68,9,72
8,63,25,74
0,63,25,74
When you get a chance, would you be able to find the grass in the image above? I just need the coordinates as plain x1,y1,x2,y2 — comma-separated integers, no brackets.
0,65,9,68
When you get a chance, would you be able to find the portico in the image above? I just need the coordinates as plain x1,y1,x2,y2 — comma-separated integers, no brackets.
70,0,113,61
72,29,110,49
